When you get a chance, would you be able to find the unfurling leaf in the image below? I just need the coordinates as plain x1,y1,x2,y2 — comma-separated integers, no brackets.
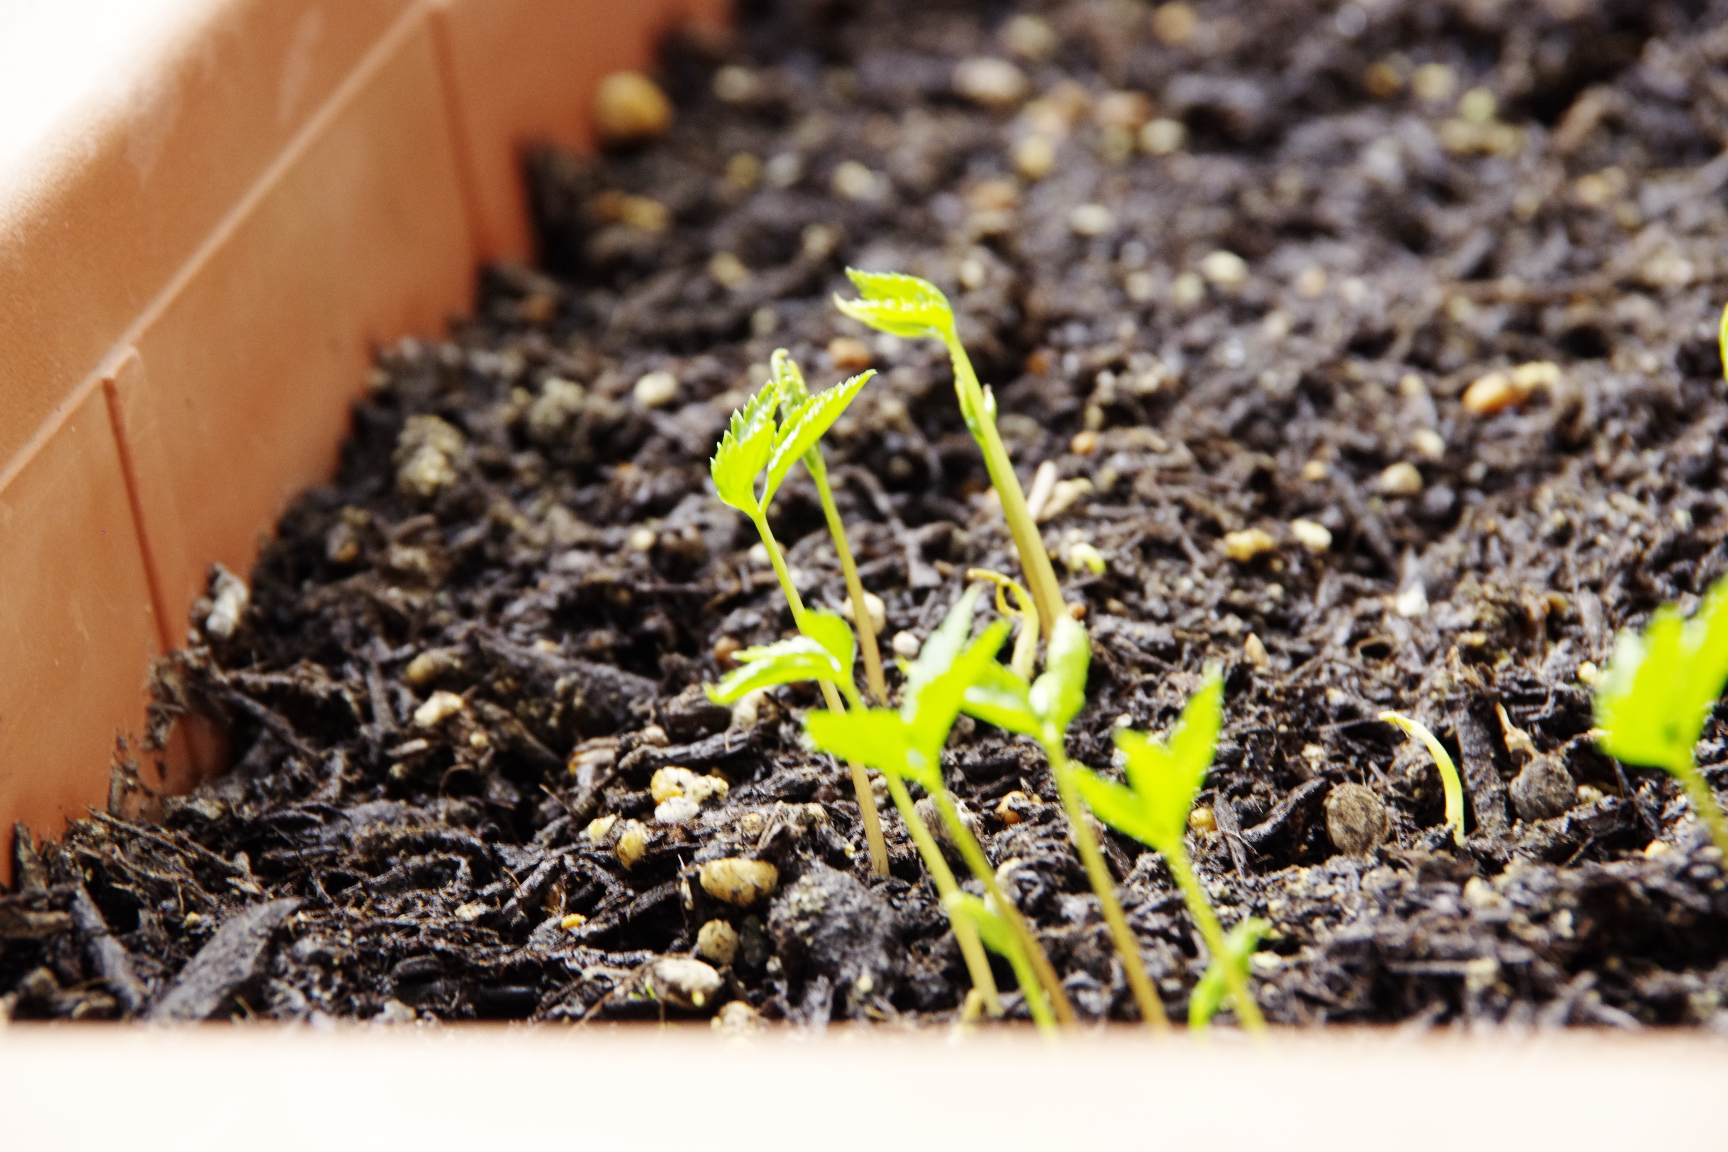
906,619,1012,760
1596,576,1728,773
801,609,857,676
771,348,810,405
1379,710,1466,847
1030,615,1090,733
705,636,846,704
710,379,781,516
763,370,875,504
834,269,955,341
805,710,930,787
961,660,1042,739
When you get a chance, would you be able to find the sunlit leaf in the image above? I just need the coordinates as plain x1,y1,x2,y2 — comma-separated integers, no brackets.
1094,669,1224,852
805,710,930,786
801,609,857,676
709,379,781,517
763,370,875,505
771,348,809,405
833,269,955,341
904,586,985,702
962,660,1042,739
1597,576,1728,771
1071,768,1158,848
908,619,1012,760
704,637,844,704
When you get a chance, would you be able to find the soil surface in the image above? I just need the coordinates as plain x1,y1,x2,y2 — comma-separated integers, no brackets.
9,0,1728,1031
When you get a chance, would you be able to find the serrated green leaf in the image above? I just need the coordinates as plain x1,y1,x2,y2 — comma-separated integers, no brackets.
1072,767,1159,848
962,660,1042,739
704,637,843,704
1596,576,1728,772
1106,671,1223,851
710,380,781,516
1188,917,1269,1032
801,609,856,676
1029,615,1090,732
762,370,875,505
805,710,932,787
771,348,809,405
833,269,955,340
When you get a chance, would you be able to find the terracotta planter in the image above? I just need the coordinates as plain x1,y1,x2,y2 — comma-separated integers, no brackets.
0,0,725,862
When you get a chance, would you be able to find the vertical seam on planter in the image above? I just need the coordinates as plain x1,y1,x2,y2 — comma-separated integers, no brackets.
425,0,489,265
100,352,175,658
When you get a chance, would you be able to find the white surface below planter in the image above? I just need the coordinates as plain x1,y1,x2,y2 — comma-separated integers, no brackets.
1,1026,1721,1148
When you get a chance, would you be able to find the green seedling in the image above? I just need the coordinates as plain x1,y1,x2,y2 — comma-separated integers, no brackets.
1188,918,1270,1032
1066,670,1268,1033
1594,574,1728,855
709,361,889,875
769,351,889,704
709,588,1006,1019
801,589,1078,1029
836,270,1066,639
960,612,1171,1031
1380,711,1466,847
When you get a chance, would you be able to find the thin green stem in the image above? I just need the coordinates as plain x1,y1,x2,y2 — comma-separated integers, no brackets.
1677,752,1728,856
940,332,1066,641
806,452,887,705
930,788,1076,1027
1166,842,1266,1034
1044,739,1169,1031
882,776,1003,1018
750,511,889,877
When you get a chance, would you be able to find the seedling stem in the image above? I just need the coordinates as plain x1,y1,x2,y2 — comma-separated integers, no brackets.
1380,711,1466,846
750,509,890,875
1044,740,1170,1029
1165,843,1267,1032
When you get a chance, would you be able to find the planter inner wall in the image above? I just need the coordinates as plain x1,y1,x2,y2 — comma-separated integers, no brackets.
0,0,725,875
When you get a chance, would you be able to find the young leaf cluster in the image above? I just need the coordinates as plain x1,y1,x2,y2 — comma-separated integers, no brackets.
1594,574,1728,853
710,363,874,524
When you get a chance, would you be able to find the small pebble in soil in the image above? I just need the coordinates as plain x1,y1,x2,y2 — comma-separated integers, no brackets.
650,766,729,807
996,791,1039,825
1577,784,1607,806
655,796,700,824
697,919,740,966
1140,118,1187,154
952,57,1029,108
1199,250,1249,290
1222,528,1276,562
633,370,678,408
838,590,886,633
1002,14,1058,59
1325,783,1390,856
1290,519,1332,552
1510,754,1577,821
616,820,650,869
204,567,250,639
586,814,618,843
1411,429,1447,460
1378,462,1424,496
700,858,779,906
404,647,463,687
1189,806,1218,834
1151,2,1198,45
413,691,466,728
891,631,921,659
712,1000,763,1036
1013,136,1057,180
729,689,767,730
827,336,873,372
649,957,724,1011
594,72,672,145
393,415,464,498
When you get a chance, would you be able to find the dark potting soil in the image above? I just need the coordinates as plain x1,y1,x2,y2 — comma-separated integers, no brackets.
8,0,1728,1031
